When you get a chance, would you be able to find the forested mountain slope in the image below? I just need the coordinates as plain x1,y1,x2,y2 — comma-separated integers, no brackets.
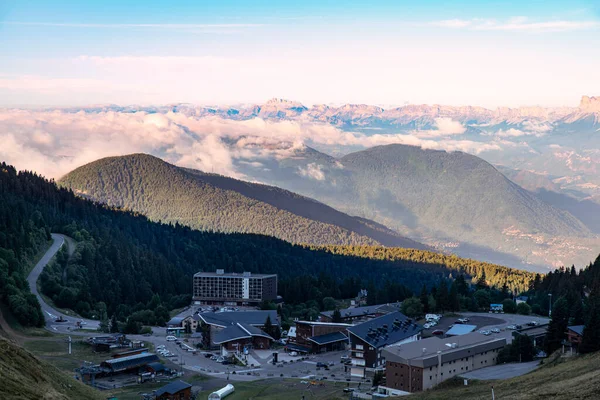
59,154,425,249
245,144,595,270
0,161,535,326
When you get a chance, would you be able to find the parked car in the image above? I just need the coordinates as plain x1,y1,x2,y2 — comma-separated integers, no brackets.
515,324,523,330
431,329,444,336
316,362,327,368
340,355,350,362
204,353,213,358
166,336,177,342
491,328,500,333
507,325,517,330
424,323,432,329
289,351,298,357
527,321,539,326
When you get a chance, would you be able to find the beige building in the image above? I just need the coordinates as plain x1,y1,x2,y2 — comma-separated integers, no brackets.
382,332,506,392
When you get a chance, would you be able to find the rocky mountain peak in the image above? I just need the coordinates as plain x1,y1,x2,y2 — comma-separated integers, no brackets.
580,96,600,112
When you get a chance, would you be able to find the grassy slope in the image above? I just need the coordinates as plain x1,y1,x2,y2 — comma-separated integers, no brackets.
195,379,348,400
0,339,104,400
410,353,600,400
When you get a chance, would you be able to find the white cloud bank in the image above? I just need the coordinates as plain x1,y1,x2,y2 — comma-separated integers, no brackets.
0,109,501,180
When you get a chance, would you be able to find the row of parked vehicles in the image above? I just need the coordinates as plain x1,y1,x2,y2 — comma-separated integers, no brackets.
156,345,177,358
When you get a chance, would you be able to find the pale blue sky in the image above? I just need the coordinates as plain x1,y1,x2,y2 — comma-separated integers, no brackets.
1,0,599,107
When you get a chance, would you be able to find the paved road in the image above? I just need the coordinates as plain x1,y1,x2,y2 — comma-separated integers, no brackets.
460,360,539,380
27,233,100,333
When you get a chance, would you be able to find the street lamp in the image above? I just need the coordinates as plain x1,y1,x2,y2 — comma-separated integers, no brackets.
548,294,552,317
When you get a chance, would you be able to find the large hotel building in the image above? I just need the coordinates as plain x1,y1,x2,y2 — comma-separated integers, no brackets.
193,269,277,305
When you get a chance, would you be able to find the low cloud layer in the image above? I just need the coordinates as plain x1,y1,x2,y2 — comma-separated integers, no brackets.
0,109,502,180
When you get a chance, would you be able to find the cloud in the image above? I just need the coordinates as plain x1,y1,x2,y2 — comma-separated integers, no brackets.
297,163,326,181
429,17,600,32
0,109,502,180
411,117,466,138
494,127,547,138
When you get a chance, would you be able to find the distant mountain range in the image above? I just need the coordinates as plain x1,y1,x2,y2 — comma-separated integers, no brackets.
59,154,425,249
59,95,600,128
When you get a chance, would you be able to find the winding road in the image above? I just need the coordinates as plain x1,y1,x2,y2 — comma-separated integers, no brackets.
28,233,100,333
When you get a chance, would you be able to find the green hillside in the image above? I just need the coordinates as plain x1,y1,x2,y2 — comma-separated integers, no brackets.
0,338,103,400
59,153,425,249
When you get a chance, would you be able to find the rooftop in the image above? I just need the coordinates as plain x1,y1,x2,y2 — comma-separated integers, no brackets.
384,332,506,368
212,322,273,344
347,311,422,348
446,324,477,336
194,270,277,278
198,310,278,328
295,320,353,327
155,380,192,396
568,325,585,336
308,331,348,345
101,353,159,372
321,302,402,319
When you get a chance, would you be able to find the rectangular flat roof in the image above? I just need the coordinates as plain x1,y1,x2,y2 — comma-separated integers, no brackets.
383,333,506,368
194,271,277,278
321,303,401,319
445,324,477,336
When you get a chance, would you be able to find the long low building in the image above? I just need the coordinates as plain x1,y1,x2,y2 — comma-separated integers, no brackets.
383,333,506,393
100,353,159,374
288,321,352,353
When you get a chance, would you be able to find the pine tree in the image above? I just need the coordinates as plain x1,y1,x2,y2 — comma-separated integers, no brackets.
449,281,460,312
581,290,600,354
332,309,342,323
545,296,569,354
110,314,119,333
436,279,449,312
420,284,429,314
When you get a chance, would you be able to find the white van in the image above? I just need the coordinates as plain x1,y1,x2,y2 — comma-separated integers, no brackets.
166,335,177,342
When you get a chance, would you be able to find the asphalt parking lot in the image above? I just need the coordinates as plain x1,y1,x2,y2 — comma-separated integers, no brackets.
132,332,363,383
421,312,550,344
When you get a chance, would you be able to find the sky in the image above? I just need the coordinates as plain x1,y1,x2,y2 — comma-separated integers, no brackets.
1,0,599,108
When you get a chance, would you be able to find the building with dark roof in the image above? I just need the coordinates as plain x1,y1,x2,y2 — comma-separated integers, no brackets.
166,316,185,328
193,269,277,305
146,362,167,375
383,333,506,392
513,323,549,348
212,322,273,352
154,380,192,400
100,353,159,374
320,303,402,323
290,321,351,353
198,310,278,328
347,311,423,377
567,325,585,350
